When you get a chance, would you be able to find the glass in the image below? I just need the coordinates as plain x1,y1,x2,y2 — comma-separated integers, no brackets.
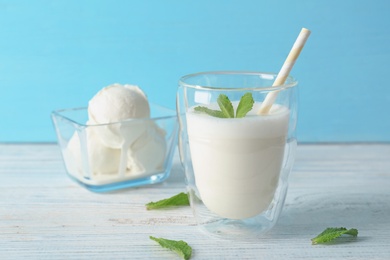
51,103,178,192
177,71,298,239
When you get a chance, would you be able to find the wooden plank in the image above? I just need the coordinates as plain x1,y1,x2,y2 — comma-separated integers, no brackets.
0,144,389,259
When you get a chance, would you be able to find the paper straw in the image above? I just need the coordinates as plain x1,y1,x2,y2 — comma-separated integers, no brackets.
258,28,311,114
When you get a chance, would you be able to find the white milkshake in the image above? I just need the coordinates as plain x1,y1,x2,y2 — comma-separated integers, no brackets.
187,103,289,220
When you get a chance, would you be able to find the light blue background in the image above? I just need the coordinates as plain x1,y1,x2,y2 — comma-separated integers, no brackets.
1,0,389,142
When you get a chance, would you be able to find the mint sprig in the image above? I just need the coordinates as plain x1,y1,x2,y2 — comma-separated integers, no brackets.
311,227,358,244
150,236,192,260
146,192,190,210
217,94,235,118
194,92,254,118
236,92,255,118
194,106,225,118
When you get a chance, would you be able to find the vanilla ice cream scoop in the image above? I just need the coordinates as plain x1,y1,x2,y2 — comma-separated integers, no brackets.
88,84,150,148
64,83,168,183
126,123,166,175
67,127,121,175
89,83,150,122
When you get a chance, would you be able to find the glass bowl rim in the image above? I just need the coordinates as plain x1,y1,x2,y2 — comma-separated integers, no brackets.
178,71,298,91
51,102,177,127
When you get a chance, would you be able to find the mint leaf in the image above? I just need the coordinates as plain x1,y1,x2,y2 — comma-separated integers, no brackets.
150,236,192,260
194,106,226,118
194,93,254,118
311,227,358,244
146,192,190,210
236,92,254,118
217,94,234,118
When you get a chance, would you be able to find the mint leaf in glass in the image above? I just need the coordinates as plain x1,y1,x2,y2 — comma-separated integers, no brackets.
150,236,192,260
194,92,254,118
146,192,190,210
194,106,225,118
236,92,254,118
311,227,358,244
217,94,234,118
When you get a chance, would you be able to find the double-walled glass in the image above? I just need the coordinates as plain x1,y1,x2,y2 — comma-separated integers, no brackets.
177,71,298,239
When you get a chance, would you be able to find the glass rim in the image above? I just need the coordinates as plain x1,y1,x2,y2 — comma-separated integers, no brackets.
51,103,177,127
179,71,298,91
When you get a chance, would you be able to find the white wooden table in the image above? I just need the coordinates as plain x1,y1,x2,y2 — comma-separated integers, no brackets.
1,143,389,259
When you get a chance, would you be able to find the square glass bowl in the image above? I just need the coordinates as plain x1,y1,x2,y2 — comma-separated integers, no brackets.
51,103,178,192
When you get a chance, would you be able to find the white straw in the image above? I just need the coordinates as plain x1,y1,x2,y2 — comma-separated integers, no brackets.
258,28,311,115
